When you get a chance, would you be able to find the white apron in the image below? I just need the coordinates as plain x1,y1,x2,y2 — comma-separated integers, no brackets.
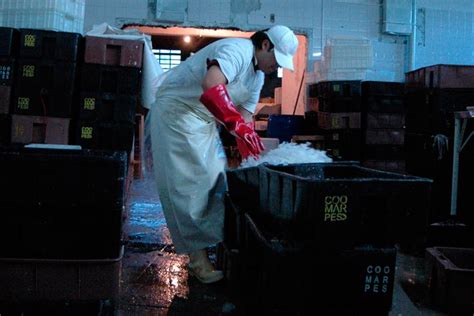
149,39,260,254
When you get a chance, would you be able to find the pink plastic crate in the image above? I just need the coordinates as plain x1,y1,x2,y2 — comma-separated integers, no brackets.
84,36,143,68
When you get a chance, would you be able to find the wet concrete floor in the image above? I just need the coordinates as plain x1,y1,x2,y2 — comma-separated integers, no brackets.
120,175,449,316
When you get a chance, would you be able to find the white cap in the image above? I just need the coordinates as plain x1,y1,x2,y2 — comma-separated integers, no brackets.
265,25,298,71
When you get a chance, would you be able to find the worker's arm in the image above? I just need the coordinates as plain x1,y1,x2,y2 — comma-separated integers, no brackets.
237,106,253,124
202,65,228,91
200,65,264,158
203,65,254,123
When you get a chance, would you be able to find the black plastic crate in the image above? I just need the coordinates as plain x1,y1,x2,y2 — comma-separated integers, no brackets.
365,129,405,145
307,83,318,97
16,59,77,94
323,129,362,160
79,92,137,124
405,64,474,90
242,212,397,314
425,247,474,314
317,80,362,98
75,120,134,152
317,80,362,112
223,194,245,248
80,64,141,95
405,89,474,134
258,163,432,250
0,27,19,57
319,96,362,112
0,147,128,209
19,29,83,62
12,92,75,118
362,145,405,160
361,81,404,96
0,58,15,85
0,114,10,144
0,246,122,302
226,166,260,212
363,95,405,113
216,242,242,293
0,85,12,114
0,206,122,259
365,113,405,129
362,160,406,174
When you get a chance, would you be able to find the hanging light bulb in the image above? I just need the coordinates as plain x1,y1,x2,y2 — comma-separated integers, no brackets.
183,36,191,43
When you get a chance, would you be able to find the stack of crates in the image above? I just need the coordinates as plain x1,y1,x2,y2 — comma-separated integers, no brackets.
0,147,126,308
10,29,82,145
361,81,406,173
222,163,433,314
316,80,362,160
75,35,143,154
305,83,319,134
405,65,474,223
0,27,18,145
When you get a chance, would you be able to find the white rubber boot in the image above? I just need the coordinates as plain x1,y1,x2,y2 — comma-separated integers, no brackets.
188,249,224,284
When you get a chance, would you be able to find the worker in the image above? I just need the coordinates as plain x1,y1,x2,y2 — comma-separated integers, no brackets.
149,25,298,283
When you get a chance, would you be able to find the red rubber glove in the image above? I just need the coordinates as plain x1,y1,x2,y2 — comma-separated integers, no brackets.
236,122,259,160
200,84,264,158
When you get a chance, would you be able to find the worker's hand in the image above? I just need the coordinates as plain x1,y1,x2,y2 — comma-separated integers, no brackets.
235,121,264,159
200,84,264,158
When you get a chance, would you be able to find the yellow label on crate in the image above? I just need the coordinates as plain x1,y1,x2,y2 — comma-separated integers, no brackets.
83,98,96,110
15,125,25,136
17,97,30,110
81,127,94,139
22,65,35,78
323,195,348,221
24,34,36,47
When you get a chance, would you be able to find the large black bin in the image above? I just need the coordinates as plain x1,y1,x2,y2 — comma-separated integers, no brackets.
242,212,397,314
258,163,433,250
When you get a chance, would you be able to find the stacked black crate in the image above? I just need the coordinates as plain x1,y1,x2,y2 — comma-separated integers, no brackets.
304,83,319,134
361,81,405,173
316,80,362,160
11,29,82,145
75,36,143,155
0,147,126,305
0,27,19,145
405,65,474,224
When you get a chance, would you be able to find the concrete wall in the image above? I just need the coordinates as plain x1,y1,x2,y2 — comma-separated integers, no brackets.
84,0,474,80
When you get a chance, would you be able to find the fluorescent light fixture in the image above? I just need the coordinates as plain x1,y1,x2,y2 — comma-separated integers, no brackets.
312,52,322,57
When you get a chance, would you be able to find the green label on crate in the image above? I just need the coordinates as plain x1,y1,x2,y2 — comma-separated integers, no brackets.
81,127,94,139
17,97,30,110
22,65,35,78
364,265,391,293
24,35,36,47
323,195,348,221
333,84,340,92
83,98,96,110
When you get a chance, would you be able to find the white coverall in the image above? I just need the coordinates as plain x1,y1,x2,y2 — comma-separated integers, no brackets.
150,38,265,254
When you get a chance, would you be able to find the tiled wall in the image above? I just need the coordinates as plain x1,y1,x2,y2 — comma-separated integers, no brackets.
84,0,148,33
83,0,474,80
